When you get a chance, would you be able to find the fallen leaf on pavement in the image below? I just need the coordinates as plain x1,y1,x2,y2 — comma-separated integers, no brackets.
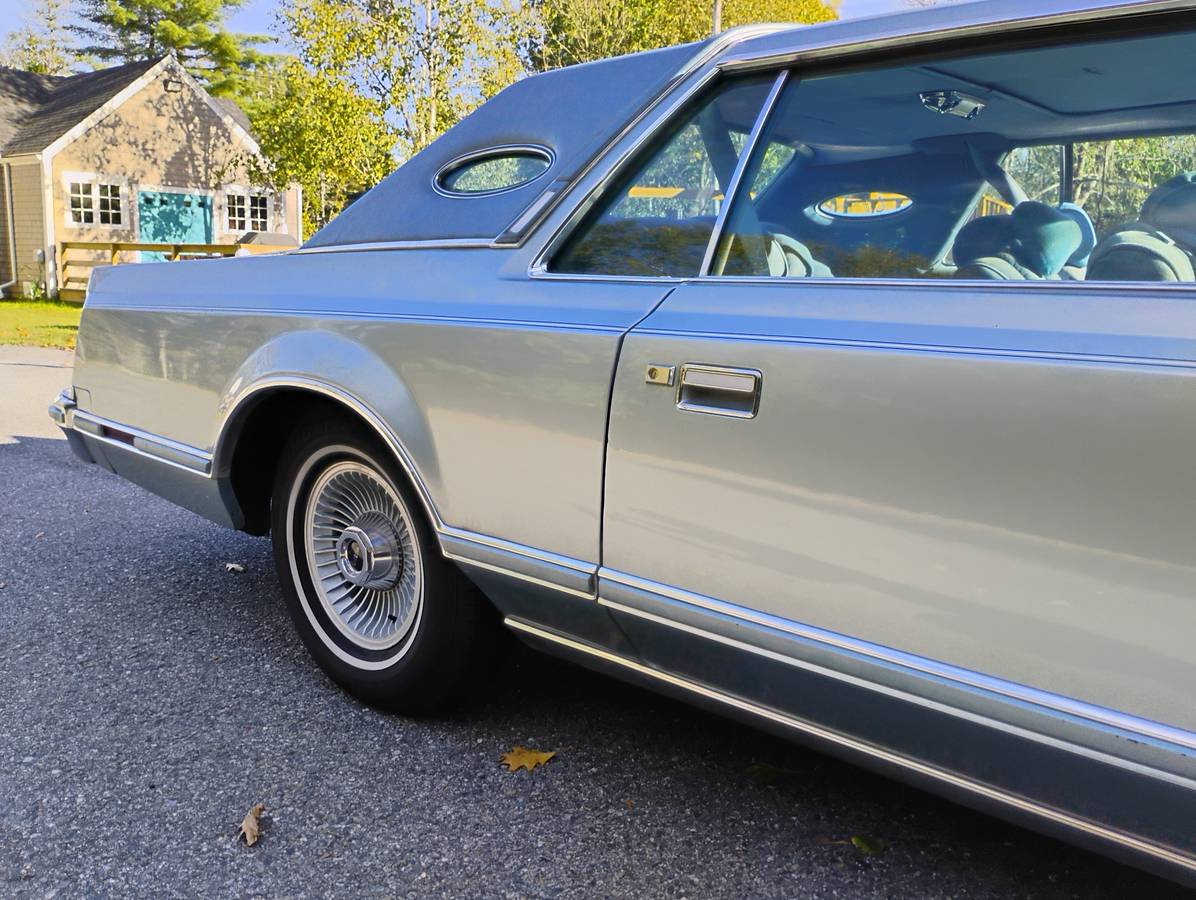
238,803,265,846
500,745,556,773
225,563,245,574
850,835,888,855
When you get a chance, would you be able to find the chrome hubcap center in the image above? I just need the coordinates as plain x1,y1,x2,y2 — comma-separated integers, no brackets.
334,518,402,589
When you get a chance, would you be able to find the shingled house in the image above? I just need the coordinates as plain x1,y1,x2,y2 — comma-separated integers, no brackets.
0,55,301,299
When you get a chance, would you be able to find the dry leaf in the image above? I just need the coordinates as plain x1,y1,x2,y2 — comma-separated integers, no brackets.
224,563,245,574
238,803,265,846
850,835,887,855
500,745,556,773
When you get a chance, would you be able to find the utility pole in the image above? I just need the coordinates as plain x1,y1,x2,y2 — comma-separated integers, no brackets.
712,0,722,34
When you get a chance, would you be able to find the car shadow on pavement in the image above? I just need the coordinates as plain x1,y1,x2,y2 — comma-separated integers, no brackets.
1,436,1189,898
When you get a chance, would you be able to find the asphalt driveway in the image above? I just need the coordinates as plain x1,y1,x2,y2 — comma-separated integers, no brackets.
0,345,1188,898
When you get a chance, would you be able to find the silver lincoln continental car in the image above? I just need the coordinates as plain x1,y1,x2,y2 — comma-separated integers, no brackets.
49,0,1196,882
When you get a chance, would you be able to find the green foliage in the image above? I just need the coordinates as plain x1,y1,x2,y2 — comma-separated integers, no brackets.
281,0,533,158
1004,137,1196,235
72,0,270,96
241,58,396,234
528,0,837,70
1,0,75,74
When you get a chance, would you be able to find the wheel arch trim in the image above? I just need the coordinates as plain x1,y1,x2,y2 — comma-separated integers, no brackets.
212,375,447,534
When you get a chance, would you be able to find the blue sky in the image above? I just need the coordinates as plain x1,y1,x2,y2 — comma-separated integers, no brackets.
0,0,920,53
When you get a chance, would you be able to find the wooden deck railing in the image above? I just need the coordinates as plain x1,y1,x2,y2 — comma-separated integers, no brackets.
59,240,279,301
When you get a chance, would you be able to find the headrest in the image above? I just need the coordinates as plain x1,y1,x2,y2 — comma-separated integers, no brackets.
1010,201,1082,278
1141,172,1196,249
1056,202,1097,268
953,215,1014,266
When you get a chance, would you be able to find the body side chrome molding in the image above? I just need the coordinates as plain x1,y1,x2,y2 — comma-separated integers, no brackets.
631,327,1196,370
598,567,1196,754
69,408,212,475
504,616,1196,875
81,303,626,335
440,528,597,598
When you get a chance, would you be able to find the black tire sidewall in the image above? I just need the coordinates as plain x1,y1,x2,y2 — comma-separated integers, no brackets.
270,422,481,711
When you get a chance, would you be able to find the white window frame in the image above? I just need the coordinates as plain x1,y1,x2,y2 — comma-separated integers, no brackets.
220,185,275,237
62,172,129,230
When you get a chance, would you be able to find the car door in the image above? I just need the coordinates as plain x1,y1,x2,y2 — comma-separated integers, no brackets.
596,49,1196,740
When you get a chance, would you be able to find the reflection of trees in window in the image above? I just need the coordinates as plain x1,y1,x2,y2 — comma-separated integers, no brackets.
1002,137,1196,235
1072,136,1196,233
607,124,722,220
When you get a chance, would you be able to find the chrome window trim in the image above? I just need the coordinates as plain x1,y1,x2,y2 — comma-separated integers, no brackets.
504,616,1196,875
528,64,724,280
699,70,789,276
599,567,1196,753
432,144,556,199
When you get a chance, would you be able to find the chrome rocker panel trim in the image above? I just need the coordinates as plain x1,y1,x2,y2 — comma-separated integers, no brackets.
599,567,1196,756
505,616,1196,879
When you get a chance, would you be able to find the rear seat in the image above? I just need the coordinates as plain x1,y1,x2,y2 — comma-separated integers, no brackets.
1086,173,1196,281
954,201,1082,280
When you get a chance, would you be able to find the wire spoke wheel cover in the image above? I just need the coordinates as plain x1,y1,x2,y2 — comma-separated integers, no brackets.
302,459,422,652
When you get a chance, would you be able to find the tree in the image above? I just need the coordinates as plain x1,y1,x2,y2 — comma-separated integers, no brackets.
281,0,533,159
72,0,269,96
2,0,74,74
528,0,837,71
243,59,396,233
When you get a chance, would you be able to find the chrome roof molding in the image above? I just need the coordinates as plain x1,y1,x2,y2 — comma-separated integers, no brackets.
720,0,1196,70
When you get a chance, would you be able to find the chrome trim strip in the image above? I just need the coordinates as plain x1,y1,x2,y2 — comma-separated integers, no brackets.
528,65,724,279
440,529,597,598
599,597,1196,777
599,567,1196,753
690,273,1196,293
213,376,444,530
699,70,788,276
438,526,595,574
82,303,626,335
718,1,1194,74
70,410,212,475
633,327,1196,370
292,238,495,256
503,616,1196,874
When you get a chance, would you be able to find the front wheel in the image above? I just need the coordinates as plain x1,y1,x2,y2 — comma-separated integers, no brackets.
270,421,491,713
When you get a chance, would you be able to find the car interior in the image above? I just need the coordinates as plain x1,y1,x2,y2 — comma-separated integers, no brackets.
553,23,1196,283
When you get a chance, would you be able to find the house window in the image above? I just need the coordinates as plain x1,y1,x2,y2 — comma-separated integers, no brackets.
249,194,268,232
227,193,247,231
69,182,94,224
226,190,270,232
97,183,122,226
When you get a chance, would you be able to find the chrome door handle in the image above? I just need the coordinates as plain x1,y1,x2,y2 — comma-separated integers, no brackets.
676,364,761,419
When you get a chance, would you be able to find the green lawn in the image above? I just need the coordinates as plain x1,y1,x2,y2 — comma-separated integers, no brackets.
0,300,81,350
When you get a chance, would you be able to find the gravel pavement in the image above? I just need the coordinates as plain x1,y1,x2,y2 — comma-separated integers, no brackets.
0,346,1189,899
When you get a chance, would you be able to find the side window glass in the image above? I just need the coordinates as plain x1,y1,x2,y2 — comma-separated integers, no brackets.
708,28,1196,284
551,78,775,277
